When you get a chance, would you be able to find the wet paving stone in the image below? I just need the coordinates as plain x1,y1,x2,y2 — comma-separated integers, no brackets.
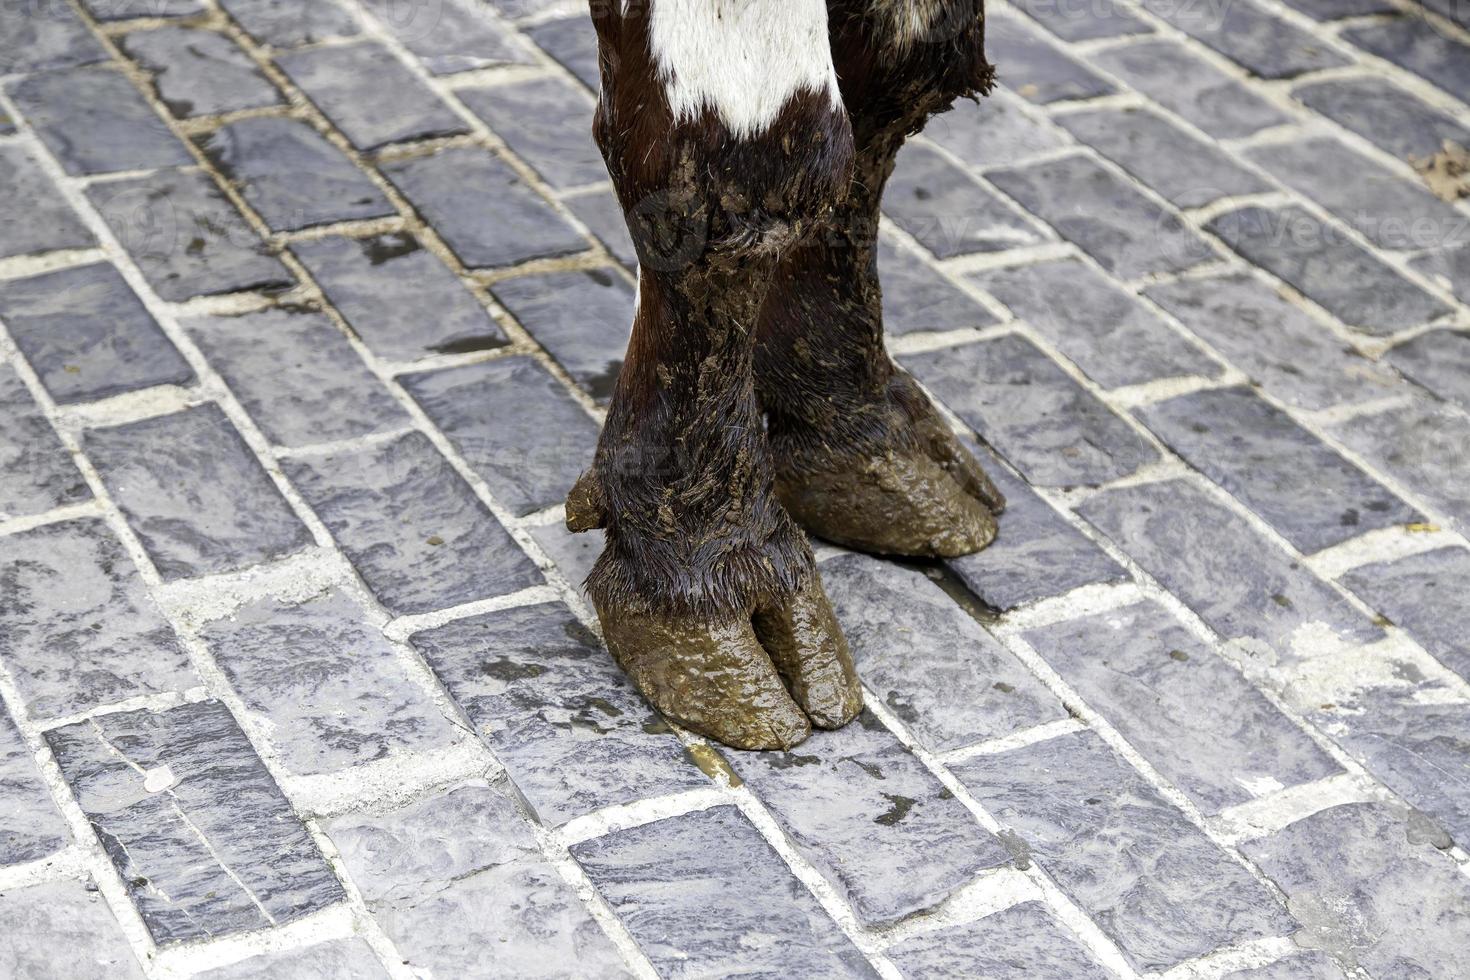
461,76,604,190
563,187,637,271
987,153,1214,280
292,232,507,363
1341,546,1470,683
573,805,879,979
1136,385,1423,554
986,10,1116,103
1385,329,1470,411
79,0,205,19
0,364,91,520
408,602,706,825
84,403,313,580
45,700,345,945
0,263,194,405
526,12,600,90
0,880,143,979
87,168,294,301
362,0,533,74
954,730,1295,973
903,334,1159,488
489,269,634,402
821,553,1065,752
329,780,631,978
184,306,407,448
879,235,997,336
1078,478,1385,662
0,1,108,74
194,939,388,980
1136,0,1350,78
198,117,394,233
1241,803,1470,979
277,41,468,152
9,66,191,176
925,88,1069,172
1292,75,1470,160
1025,600,1340,813
1344,16,1470,103
401,354,599,517
0,518,193,721
886,900,1111,979
282,431,542,615
1412,244,1470,305
1279,0,1394,16
528,519,600,593
884,142,1048,258
381,147,588,269
121,26,282,119
219,0,362,47
969,256,1218,388
1222,952,1347,980
0,146,94,260
1012,0,1150,41
0,705,68,866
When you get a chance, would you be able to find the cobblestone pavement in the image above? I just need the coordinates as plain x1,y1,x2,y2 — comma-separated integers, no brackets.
1,0,1469,977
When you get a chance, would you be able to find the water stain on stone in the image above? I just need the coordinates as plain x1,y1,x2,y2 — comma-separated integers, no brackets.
993,681,1015,694
884,691,920,725
586,696,623,717
1271,593,1294,609
359,232,421,265
480,657,547,682
586,360,624,401
1169,649,1190,662
855,759,886,780
875,792,915,826
1340,508,1360,526
766,751,822,770
1405,808,1453,850
584,268,615,287
685,742,742,787
428,333,509,355
997,828,1031,870
642,717,674,736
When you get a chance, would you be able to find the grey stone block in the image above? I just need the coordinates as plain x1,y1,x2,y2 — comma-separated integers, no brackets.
489,269,633,402
0,263,194,405
0,518,193,721
184,306,406,448
382,148,588,269
1341,546,1470,682
986,11,1116,103
527,12,600,90
1344,17,1470,102
292,232,508,363
529,520,601,593
573,805,878,979
924,89,1069,172
408,602,707,825
884,142,1048,258
282,431,542,615
0,705,68,867
1277,0,1393,16
821,553,1065,752
121,26,282,119
79,0,204,19
1412,244,1470,305
1241,803,1470,979
194,939,388,980
401,355,599,517
1222,952,1347,979
219,0,362,47
1077,478,1384,661
84,403,313,580
45,700,344,944
1386,329,1470,412
886,900,1110,979
0,364,91,520
954,730,1295,972
461,76,605,190
0,880,144,979
1013,0,1150,40
0,145,94,260
903,334,1159,487
9,67,191,176
361,0,534,75
0,1,108,74
1136,0,1349,78
970,256,1217,388
879,234,996,336
1025,600,1339,813
329,780,630,978
1292,76,1470,160
564,187,637,271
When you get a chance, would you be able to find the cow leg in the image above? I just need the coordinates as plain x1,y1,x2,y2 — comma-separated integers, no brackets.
565,0,863,750
754,0,1006,558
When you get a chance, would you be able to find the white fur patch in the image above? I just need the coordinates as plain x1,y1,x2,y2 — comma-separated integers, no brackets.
868,0,958,48
646,0,842,139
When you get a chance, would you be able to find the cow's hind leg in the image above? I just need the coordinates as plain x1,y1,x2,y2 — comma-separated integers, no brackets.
566,0,863,750
755,0,1006,558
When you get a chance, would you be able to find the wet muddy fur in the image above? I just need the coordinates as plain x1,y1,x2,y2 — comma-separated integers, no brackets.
566,0,1001,750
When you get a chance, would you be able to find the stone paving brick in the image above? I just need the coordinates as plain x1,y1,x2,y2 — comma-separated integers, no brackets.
903,334,1159,487
198,117,395,233
1341,546,1470,682
1208,205,1451,335
1012,0,1150,41
185,306,407,448
362,0,534,75
0,705,68,866
564,186,637,271
880,235,996,336
885,900,1111,979
0,518,193,720
987,153,1213,280
1277,0,1394,17
924,89,1069,171
1137,386,1422,553
0,146,94,260
1246,135,1468,251
955,730,1295,973
461,76,605,190
85,403,313,580
0,364,91,520
381,147,588,269
330,780,630,978
282,431,542,615
1226,956,1347,979
0,110,15,135
1089,40,1290,140
489,269,633,402
292,232,508,363
1385,329,1470,411
401,354,599,517
527,12,600,90
969,257,1218,388
0,880,144,979
219,0,362,47
1078,478,1385,661
47,700,345,944
79,0,205,19
0,263,194,405
986,10,1116,104
1144,273,1403,411
884,142,1048,258
87,168,295,301
277,41,468,152
201,590,460,777
573,805,878,979
1025,600,1340,813
1412,243,1470,305
194,939,388,980
1344,16,1470,102
1292,75,1470,160
733,711,1009,927
821,553,1065,752
1241,803,1470,979
121,26,283,119
0,3,107,73
408,602,706,825
1135,0,1350,78
529,519,600,592
9,67,191,177
1057,106,1272,209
